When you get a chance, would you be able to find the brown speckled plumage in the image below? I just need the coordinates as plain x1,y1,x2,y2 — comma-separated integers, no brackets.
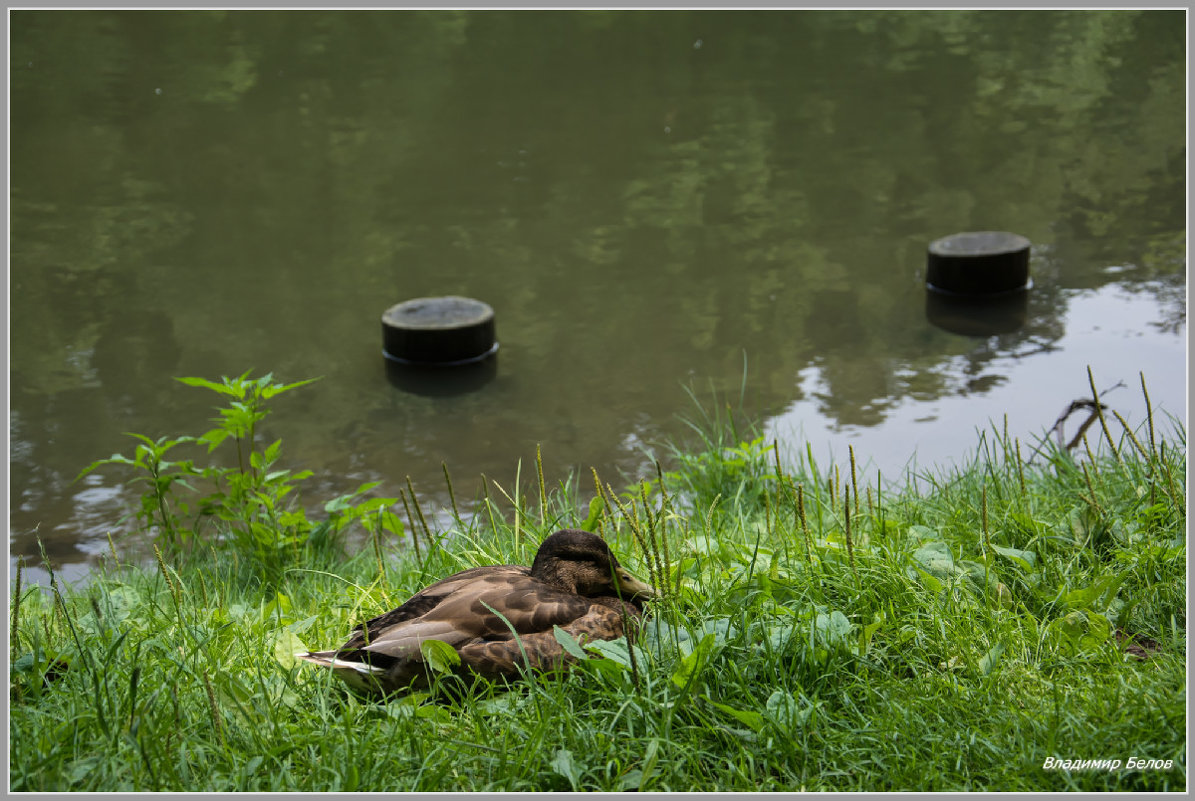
296,529,655,697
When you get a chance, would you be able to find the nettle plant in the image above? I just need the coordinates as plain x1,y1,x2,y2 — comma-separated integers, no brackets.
79,371,401,568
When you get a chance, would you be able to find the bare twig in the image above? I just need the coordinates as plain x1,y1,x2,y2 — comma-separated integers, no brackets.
1039,379,1127,456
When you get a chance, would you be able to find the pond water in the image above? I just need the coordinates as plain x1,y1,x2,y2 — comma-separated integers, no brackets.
10,10,1187,585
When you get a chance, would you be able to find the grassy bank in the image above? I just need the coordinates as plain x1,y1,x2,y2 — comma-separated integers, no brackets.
9,375,1186,792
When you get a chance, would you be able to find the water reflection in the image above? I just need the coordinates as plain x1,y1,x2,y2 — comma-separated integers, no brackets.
769,281,1188,477
924,288,1030,337
9,10,1186,581
383,353,500,397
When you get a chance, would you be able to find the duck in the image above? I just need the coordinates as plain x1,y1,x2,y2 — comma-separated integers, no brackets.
295,528,656,697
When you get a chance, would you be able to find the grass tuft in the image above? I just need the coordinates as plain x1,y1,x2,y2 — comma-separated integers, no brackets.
10,375,1186,792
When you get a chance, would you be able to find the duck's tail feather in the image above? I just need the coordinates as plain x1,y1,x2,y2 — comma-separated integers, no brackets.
294,651,386,675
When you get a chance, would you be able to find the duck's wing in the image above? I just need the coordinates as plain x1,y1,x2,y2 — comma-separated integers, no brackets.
357,572,596,662
338,565,529,651
456,601,632,678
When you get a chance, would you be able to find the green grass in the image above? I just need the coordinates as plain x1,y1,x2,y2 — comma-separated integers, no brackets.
9,383,1186,791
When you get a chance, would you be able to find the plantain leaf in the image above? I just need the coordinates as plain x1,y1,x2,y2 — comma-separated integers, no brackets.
671,632,716,689
992,544,1037,572
420,639,462,674
553,626,590,660
551,749,581,791
272,629,308,669
978,641,1005,676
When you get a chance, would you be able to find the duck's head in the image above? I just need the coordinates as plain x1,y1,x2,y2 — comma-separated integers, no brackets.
530,529,657,602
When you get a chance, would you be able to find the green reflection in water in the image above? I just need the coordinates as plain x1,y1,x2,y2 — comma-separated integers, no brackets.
9,10,1186,572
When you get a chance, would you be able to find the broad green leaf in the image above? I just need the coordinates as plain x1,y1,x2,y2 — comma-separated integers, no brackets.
260,376,321,399
215,672,254,708
550,748,581,790
414,704,452,724
385,692,433,719
68,757,102,785
906,525,941,543
261,592,293,624
959,560,999,592
96,583,141,625
553,626,590,661
325,494,358,514
860,619,883,655
355,497,395,514
287,614,318,634
995,582,1015,608
619,769,644,791
912,566,943,592
583,638,632,669
580,495,605,532
198,428,232,452
176,375,239,396
272,629,308,669
1064,574,1128,610
420,639,462,674
992,544,1037,571
979,642,1005,676
765,690,814,728
126,432,158,447
705,697,765,732
814,610,853,645
1049,610,1112,653
671,632,715,689
911,541,956,577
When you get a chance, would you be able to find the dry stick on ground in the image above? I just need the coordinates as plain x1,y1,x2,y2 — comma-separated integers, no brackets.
1031,379,1128,461
1056,400,1101,452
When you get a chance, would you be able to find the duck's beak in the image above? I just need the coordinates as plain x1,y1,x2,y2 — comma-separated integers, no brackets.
616,569,658,600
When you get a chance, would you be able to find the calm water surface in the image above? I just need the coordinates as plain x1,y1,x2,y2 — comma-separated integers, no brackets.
10,10,1187,584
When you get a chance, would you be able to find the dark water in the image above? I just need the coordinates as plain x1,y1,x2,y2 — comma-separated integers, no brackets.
10,10,1187,584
